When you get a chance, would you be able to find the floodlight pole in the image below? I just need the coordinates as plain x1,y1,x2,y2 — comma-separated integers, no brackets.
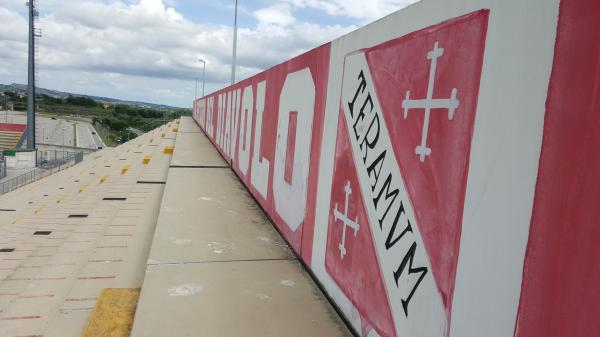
199,59,206,97
231,0,238,85
26,0,37,150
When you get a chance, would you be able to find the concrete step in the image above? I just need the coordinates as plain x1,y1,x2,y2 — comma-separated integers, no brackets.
0,122,178,337
0,131,22,150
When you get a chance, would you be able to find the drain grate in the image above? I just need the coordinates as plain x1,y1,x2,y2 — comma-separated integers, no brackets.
68,214,89,218
0,209,16,212
103,197,127,201
136,181,166,185
0,248,15,252
33,231,52,235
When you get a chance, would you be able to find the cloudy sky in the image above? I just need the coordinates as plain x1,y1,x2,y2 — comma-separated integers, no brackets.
0,0,417,107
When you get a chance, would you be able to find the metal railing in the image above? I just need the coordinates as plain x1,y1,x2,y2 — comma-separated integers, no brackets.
0,157,5,180
36,149,83,169
0,150,84,195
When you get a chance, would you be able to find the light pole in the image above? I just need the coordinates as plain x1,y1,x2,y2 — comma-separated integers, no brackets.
194,58,207,99
199,59,206,97
62,126,65,159
26,0,38,150
231,0,238,85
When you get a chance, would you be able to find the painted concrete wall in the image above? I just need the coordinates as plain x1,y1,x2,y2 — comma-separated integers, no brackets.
192,0,600,336
0,123,26,133
5,150,36,169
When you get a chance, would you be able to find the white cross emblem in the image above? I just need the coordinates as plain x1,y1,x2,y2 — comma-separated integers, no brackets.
402,41,460,162
333,181,360,258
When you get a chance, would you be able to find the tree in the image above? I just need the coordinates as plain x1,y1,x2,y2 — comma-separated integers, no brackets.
66,95,98,107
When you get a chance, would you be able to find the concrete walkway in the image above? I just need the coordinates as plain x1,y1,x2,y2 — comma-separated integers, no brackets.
131,117,353,337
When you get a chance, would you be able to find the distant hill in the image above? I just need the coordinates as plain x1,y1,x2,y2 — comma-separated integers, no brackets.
0,83,182,110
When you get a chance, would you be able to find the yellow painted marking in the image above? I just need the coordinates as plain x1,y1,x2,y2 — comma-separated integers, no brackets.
143,155,152,165
34,205,46,214
11,215,24,224
163,146,174,154
56,194,68,204
81,288,140,337
99,175,109,184
79,183,90,193
121,165,130,175
172,128,179,132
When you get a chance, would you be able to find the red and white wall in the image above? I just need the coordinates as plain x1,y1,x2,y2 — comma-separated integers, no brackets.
192,0,600,336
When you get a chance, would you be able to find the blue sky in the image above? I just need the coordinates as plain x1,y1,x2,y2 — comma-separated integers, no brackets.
171,1,356,27
0,0,417,107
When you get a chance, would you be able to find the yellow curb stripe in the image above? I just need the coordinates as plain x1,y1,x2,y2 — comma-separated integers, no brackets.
81,288,140,337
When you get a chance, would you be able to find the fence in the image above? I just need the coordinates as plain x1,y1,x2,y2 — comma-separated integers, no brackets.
0,150,84,195
36,149,84,169
0,156,5,180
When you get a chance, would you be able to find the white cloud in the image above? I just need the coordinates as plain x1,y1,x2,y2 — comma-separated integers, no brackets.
0,0,359,107
254,3,296,27
286,0,420,23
